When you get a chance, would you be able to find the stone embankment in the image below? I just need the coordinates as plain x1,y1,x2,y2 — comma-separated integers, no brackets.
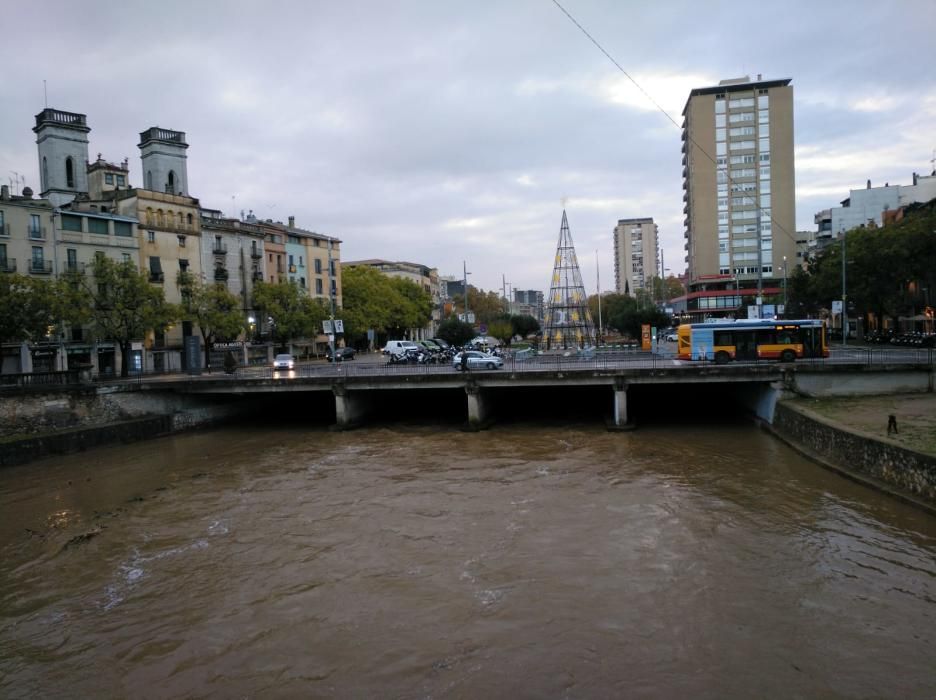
771,396,936,510
0,384,251,466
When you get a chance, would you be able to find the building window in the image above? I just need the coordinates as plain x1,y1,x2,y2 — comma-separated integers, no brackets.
114,221,132,237
179,259,189,272
716,142,726,156
147,230,156,243
122,253,131,263
729,112,753,123
29,214,42,239
116,175,126,187
88,217,108,235
32,246,44,270
757,94,769,109
300,277,306,288
329,261,336,276
330,280,337,295
105,173,114,185
729,140,755,151
728,96,755,109
62,214,82,232
758,110,769,125
715,128,726,142
715,114,726,128
314,259,322,273
65,157,75,188
714,98,726,114
178,235,186,247
758,138,770,153
315,278,323,294
730,126,755,137
187,213,193,225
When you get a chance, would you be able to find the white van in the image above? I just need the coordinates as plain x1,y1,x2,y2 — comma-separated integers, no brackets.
382,340,420,357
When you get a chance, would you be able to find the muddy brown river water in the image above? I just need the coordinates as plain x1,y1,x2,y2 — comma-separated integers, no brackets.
1,421,935,698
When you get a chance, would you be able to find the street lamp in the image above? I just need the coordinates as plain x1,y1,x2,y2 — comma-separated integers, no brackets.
782,255,787,318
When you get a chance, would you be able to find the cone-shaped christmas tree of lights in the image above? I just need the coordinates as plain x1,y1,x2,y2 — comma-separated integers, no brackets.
543,210,595,349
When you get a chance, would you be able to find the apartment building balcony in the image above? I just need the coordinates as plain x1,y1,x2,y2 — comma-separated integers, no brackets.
62,261,87,274
149,271,165,283
0,223,9,237
0,257,15,273
250,249,263,259
30,260,54,275
212,242,228,255
28,227,47,240
214,267,229,282
288,264,297,273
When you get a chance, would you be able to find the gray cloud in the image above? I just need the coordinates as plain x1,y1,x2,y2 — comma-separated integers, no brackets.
2,0,934,294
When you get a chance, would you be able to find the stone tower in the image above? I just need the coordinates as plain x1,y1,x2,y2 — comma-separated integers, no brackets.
138,127,189,195
33,108,91,206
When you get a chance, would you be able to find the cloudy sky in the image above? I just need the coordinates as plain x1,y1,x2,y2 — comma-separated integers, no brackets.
2,0,934,295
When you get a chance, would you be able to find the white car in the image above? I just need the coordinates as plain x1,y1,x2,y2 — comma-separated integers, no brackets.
273,354,295,370
664,331,678,342
453,351,504,371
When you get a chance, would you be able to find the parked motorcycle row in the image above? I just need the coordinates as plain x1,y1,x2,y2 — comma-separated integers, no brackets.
864,330,936,348
384,339,507,366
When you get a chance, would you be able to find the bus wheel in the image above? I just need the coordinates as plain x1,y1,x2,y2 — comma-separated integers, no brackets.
715,351,730,365
780,350,796,363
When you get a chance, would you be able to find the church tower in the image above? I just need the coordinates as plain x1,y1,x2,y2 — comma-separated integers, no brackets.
138,127,189,195
33,108,91,206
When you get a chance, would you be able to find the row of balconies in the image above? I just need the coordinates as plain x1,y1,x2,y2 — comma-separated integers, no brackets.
0,258,55,275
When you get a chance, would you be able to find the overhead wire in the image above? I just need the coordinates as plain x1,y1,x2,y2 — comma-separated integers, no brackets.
550,0,800,256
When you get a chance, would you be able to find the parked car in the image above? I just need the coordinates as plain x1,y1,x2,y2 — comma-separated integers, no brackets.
431,337,451,350
452,351,504,371
326,346,356,362
273,354,295,370
382,340,421,357
664,330,678,342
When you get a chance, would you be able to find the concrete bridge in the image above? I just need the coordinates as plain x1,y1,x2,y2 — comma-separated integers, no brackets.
105,357,936,430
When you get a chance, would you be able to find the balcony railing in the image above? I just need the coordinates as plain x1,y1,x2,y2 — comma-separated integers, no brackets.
63,261,87,274
213,242,228,255
28,227,46,240
214,267,229,281
250,249,262,259
0,258,15,273
139,221,196,235
149,271,165,283
0,223,9,236
30,260,53,274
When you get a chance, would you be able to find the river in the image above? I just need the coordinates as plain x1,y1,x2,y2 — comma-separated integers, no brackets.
1,418,934,698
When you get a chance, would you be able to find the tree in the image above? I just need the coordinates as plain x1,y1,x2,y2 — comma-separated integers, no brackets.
510,314,540,339
436,317,475,347
178,272,246,371
452,287,505,324
83,257,176,377
253,280,328,349
0,274,61,373
487,319,513,345
341,266,433,344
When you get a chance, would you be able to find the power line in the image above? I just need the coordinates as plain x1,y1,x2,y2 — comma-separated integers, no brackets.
550,0,800,254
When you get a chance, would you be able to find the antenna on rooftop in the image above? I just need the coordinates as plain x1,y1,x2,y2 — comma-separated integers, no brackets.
43,80,48,108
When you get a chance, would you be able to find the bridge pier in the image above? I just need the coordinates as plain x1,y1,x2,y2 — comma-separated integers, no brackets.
610,380,634,430
465,384,490,430
333,384,367,429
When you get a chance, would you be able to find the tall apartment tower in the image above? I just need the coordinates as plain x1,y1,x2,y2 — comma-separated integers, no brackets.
33,108,91,207
682,76,795,310
613,217,658,295
139,127,189,195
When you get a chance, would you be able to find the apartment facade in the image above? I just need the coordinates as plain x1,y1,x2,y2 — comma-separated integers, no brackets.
681,76,795,318
613,217,658,295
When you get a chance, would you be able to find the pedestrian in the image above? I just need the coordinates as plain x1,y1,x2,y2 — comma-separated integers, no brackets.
460,350,469,372
887,414,899,435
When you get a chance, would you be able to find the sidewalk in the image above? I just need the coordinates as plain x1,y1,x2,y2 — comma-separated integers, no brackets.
789,393,936,457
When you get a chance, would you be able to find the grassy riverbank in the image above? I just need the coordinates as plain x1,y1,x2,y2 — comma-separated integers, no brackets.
790,393,936,457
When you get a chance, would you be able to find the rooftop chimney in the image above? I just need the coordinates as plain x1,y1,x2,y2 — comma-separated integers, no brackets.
0,185,8,200
288,215,295,228
867,179,871,189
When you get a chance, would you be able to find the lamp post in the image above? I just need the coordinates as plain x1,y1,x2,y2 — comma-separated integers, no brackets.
782,255,787,318
462,260,471,323
841,227,847,346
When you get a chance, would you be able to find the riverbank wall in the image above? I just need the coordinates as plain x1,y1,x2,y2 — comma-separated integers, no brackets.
770,400,936,508
0,386,254,467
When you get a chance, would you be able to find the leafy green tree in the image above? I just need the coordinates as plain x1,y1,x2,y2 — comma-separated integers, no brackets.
253,280,328,350
452,287,506,324
83,257,176,377
387,277,433,337
341,266,433,344
0,274,61,372
436,317,475,347
510,314,540,338
487,319,513,345
178,272,246,371
341,265,392,343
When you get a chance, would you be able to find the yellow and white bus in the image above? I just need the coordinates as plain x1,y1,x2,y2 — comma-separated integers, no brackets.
676,319,829,363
